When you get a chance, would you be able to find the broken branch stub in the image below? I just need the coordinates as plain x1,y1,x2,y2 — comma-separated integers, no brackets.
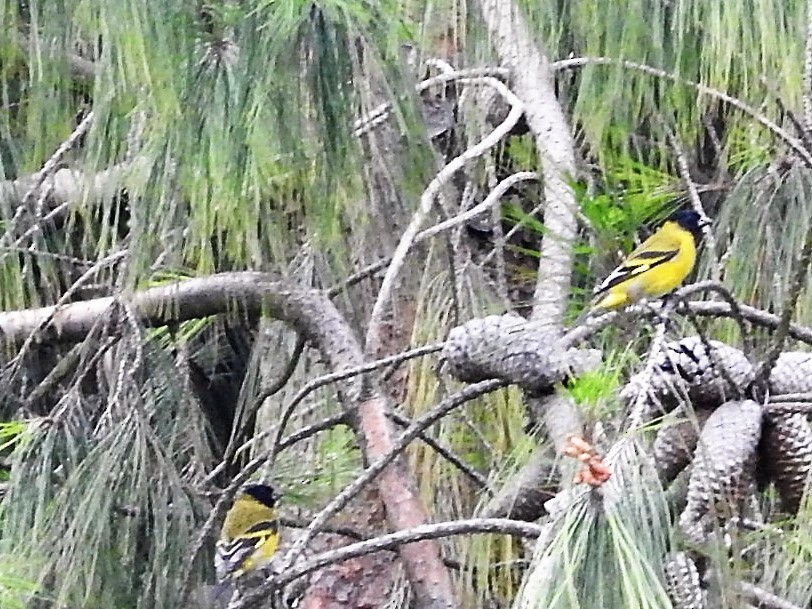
442,314,600,394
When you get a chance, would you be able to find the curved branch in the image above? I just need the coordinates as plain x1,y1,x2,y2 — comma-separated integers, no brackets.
364,75,524,355
278,379,506,575
235,518,545,608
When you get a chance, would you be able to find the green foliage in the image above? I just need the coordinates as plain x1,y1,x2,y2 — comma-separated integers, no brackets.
515,441,672,609
0,420,28,456
0,342,214,609
0,568,37,609
0,0,431,307
519,0,804,170
565,363,623,422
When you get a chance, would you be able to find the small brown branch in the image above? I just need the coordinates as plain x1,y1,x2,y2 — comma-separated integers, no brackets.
388,410,489,489
414,171,539,243
280,379,507,569
234,518,545,608
276,343,444,432
276,414,349,451
257,335,307,402
326,258,390,297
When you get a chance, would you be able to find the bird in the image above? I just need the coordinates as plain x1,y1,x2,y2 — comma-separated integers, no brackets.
588,209,709,313
215,483,280,584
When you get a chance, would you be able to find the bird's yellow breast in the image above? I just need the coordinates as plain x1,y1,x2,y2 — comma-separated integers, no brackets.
221,497,277,540
595,221,697,309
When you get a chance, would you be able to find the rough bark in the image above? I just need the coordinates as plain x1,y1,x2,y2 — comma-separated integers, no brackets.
474,0,582,522
476,0,578,332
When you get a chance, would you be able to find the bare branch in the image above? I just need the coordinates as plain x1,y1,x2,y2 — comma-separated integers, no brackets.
739,582,805,609
415,171,539,243
365,75,524,355
279,379,507,572
388,410,489,489
666,130,721,283
235,518,545,608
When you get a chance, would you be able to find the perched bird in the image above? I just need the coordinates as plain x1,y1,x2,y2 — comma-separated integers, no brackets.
589,209,709,312
215,484,280,584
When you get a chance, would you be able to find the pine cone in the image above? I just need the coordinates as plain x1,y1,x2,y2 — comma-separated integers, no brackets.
654,407,714,484
621,337,754,415
678,400,762,543
664,551,706,609
759,412,812,513
442,314,600,392
769,352,812,395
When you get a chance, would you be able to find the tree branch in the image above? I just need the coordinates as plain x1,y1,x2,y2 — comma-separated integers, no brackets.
234,518,545,608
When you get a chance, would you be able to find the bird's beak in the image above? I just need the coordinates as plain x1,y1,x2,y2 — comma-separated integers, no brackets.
699,216,712,228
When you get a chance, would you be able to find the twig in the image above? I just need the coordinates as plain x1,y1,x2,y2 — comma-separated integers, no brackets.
20,111,95,207
257,335,307,403
768,392,812,402
220,335,307,466
234,518,544,608
365,75,524,355
666,130,721,282
278,517,366,541
276,414,348,452
481,197,546,265
264,343,444,463
219,344,443,472
326,258,390,298
761,77,812,152
353,67,510,137
414,171,539,244
627,300,677,427
387,410,489,489
4,249,127,383
551,57,812,171
739,582,805,609
279,379,507,569
755,220,812,386
0,111,95,248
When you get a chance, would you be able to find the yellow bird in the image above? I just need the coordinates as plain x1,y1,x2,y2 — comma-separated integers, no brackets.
215,484,280,583
590,210,709,312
